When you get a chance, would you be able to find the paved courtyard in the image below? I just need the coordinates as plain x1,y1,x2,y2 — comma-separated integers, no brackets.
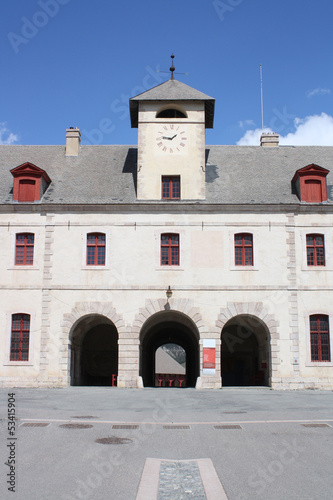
1,387,333,499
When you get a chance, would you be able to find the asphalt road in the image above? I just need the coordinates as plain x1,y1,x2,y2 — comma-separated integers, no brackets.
1,387,333,500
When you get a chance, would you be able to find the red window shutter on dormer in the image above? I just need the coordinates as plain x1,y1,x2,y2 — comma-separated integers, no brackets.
304,180,322,202
18,179,36,202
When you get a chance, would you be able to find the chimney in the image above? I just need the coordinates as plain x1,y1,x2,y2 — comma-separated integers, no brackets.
66,127,81,156
260,132,279,147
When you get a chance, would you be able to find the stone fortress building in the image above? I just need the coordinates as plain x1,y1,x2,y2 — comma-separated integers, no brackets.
0,72,332,390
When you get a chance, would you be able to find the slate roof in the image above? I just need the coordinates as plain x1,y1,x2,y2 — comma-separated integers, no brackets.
0,144,332,206
130,79,215,128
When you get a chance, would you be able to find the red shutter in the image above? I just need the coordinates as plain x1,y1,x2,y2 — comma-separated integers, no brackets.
304,180,322,202
18,180,36,202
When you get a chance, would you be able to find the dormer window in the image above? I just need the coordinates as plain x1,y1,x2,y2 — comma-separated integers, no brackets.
10,162,51,202
292,164,329,202
156,108,187,118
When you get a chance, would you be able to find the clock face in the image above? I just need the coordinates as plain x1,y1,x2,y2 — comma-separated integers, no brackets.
155,124,188,154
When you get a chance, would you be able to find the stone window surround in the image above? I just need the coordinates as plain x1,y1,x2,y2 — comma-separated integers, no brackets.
229,230,259,271
300,230,331,270
155,229,185,271
8,229,40,270
4,311,35,366
81,229,111,269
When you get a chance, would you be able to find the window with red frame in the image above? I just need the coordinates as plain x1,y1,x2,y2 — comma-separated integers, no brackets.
86,233,106,265
162,176,180,200
310,315,331,362
10,314,30,361
306,234,325,266
234,233,253,266
15,233,34,265
161,234,179,265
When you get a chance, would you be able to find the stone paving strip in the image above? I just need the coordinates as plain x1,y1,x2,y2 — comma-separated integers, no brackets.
136,458,228,500
158,461,206,499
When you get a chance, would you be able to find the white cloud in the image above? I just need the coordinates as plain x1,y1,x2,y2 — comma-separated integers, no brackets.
236,127,271,146
0,122,18,144
239,119,255,128
237,113,333,146
307,88,331,98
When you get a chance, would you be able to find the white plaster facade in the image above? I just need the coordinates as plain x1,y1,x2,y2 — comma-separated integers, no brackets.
0,78,332,389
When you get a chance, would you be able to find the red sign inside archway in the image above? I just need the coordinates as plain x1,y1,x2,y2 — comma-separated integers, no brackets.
203,347,216,369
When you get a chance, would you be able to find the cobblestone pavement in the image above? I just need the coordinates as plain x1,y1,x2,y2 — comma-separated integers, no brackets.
158,461,206,500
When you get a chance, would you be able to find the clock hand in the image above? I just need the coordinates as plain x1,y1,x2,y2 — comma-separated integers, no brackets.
170,134,178,140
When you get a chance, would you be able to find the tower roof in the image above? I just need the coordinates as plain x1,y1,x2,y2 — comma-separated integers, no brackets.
129,79,215,128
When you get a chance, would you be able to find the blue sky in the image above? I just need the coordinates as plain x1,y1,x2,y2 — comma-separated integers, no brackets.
1,0,333,146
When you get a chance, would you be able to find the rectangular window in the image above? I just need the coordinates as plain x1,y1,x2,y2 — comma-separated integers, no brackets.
161,234,179,266
234,233,253,266
87,233,106,265
306,234,325,266
10,314,30,361
15,233,34,265
310,315,331,362
162,176,180,200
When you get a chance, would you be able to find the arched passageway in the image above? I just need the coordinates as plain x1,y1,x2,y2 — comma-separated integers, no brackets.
221,315,270,387
70,315,118,386
140,311,199,387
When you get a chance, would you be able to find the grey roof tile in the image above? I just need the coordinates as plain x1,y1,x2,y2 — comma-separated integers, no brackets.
130,79,215,128
130,79,214,101
0,144,332,206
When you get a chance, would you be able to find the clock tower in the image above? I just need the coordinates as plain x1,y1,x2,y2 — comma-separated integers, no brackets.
130,77,215,200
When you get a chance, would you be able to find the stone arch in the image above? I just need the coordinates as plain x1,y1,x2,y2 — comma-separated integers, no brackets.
60,302,126,385
134,298,206,388
132,298,207,338
216,302,280,385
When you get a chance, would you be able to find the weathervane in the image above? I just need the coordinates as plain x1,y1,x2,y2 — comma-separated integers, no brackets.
170,54,175,80
157,54,188,80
